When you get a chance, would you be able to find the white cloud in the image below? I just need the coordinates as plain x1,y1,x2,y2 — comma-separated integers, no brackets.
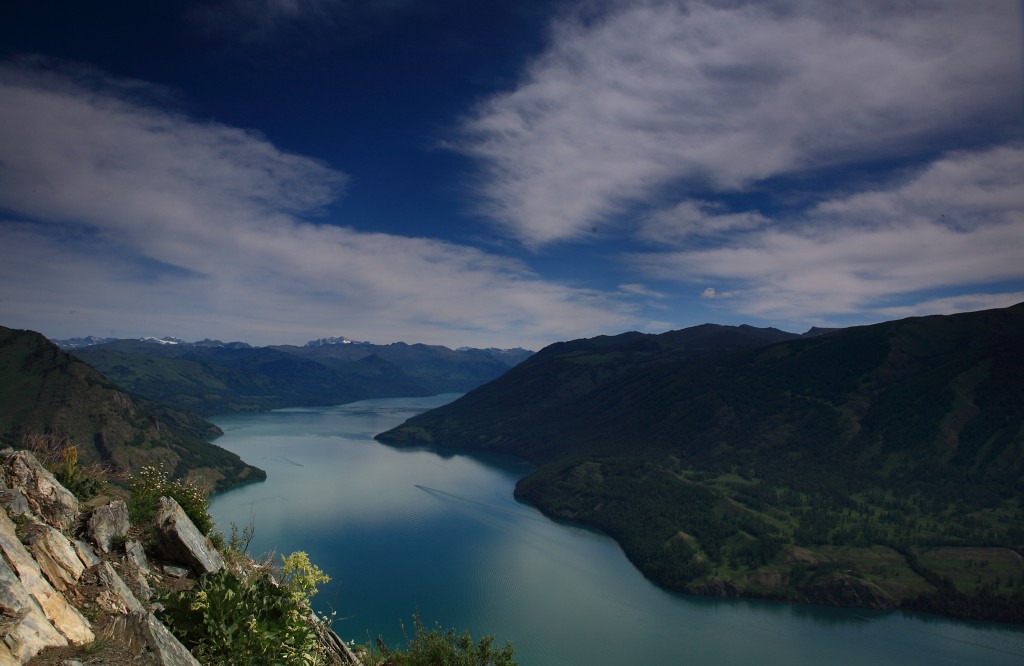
453,0,1022,247
631,145,1024,321
0,62,631,349
640,200,768,245
874,293,1024,321
699,287,731,300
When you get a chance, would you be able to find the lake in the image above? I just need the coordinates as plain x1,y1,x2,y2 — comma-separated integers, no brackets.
209,394,1024,665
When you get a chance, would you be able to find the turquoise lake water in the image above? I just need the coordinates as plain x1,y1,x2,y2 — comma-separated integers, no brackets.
209,394,1024,665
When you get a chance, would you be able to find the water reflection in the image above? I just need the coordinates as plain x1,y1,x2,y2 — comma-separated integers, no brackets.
210,396,1024,666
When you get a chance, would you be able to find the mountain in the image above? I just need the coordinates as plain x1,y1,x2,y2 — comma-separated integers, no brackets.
49,335,119,349
377,306,1024,622
69,337,532,416
304,336,367,347
0,326,265,492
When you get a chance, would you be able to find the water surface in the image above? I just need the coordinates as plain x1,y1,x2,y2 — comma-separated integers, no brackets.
210,395,1024,665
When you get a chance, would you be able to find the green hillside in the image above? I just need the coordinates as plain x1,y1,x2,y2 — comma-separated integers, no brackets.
378,307,1024,622
0,326,264,492
72,339,527,416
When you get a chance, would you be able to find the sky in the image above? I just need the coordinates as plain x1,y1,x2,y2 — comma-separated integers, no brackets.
1,1,1022,350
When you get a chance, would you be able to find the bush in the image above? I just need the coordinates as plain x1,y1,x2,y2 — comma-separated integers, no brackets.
157,566,323,666
279,551,330,605
371,614,516,666
126,464,212,534
21,432,106,500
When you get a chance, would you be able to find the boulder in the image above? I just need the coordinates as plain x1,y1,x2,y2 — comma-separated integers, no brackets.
24,524,86,591
72,540,100,569
0,476,31,520
85,500,130,553
0,512,93,645
126,539,150,574
0,556,67,664
0,452,78,531
103,612,201,666
152,498,223,576
94,562,145,616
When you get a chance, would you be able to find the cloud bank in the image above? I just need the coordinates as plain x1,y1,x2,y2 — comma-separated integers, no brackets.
454,0,1021,247
0,62,630,348
632,145,1024,321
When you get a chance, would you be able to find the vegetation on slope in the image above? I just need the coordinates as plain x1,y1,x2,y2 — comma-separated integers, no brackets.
71,339,530,416
378,306,1024,622
0,326,264,492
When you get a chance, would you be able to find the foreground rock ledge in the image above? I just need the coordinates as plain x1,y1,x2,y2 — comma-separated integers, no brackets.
0,450,362,665
0,451,210,664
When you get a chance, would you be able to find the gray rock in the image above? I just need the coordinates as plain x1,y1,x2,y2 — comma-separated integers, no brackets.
25,523,86,591
86,500,130,553
0,451,79,531
72,540,100,569
103,612,201,666
0,476,31,520
0,555,68,664
161,565,189,579
126,539,150,574
0,511,93,645
94,562,145,615
153,497,224,576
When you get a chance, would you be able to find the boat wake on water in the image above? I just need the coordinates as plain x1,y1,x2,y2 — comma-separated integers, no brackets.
413,484,547,524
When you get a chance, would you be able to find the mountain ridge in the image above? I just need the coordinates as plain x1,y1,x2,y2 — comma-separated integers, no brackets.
377,305,1024,622
0,326,264,493
66,337,533,416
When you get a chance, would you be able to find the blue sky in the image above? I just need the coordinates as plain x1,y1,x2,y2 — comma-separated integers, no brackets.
1,1,1022,350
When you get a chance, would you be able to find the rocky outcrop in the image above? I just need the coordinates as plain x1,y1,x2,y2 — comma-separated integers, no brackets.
23,524,86,592
803,573,897,610
687,576,741,597
103,612,201,666
152,498,224,576
0,511,93,646
0,450,360,665
84,500,130,553
93,561,145,616
0,452,78,531
0,451,198,665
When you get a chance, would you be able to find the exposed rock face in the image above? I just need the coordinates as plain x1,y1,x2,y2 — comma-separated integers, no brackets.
687,576,741,597
804,573,897,610
153,497,224,576
0,452,205,665
0,452,352,665
85,499,130,553
126,539,150,574
0,452,79,531
0,554,68,663
24,523,87,592
0,511,93,647
94,561,145,616
103,612,202,666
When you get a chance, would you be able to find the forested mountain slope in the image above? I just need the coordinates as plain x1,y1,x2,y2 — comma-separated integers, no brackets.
0,326,264,492
378,306,1024,622
71,338,529,416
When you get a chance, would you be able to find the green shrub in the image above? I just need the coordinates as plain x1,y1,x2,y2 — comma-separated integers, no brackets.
157,566,323,666
126,464,212,534
279,551,330,605
371,614,516,666
21,433,106,500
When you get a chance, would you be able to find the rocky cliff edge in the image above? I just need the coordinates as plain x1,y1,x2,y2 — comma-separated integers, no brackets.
0,449,358,666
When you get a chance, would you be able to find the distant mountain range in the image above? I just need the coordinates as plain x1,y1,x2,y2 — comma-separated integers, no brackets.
378,305,1024,622
0,326,264,492
59,335,532,416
